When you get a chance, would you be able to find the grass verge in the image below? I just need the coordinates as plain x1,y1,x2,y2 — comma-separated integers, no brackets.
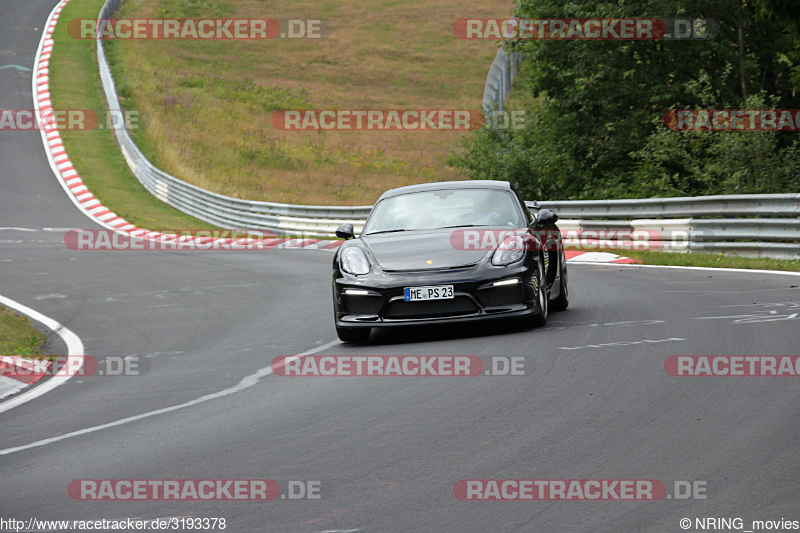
0,307,47,357
594,249,800,272
103,0,511,205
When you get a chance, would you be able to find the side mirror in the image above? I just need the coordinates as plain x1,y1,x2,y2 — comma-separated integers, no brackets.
537,209,558,226
335,223,355,240
526,201,541,221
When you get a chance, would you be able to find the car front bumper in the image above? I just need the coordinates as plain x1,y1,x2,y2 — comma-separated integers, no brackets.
333,263,543,328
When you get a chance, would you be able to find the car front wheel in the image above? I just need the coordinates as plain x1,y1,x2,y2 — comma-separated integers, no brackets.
530,254,549,327
550,252,569,312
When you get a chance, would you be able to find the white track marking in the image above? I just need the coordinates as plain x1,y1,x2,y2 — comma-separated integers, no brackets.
575,262,800,276
0,64,33,71
0,294,84,414
0,339,340,455
568,251,626,262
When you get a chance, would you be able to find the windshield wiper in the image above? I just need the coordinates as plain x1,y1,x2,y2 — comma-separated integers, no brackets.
437,224,495,229
364,229,410,235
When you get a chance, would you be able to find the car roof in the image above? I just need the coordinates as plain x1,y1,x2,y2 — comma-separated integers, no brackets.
377,180,513,200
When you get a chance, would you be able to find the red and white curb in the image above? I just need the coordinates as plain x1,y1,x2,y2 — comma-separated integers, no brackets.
0,356,52,399
0,294,84,413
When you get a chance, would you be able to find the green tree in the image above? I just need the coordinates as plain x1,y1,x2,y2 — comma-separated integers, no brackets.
452,0,800,199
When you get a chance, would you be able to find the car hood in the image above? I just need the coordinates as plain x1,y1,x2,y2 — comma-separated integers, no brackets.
361,230,491,271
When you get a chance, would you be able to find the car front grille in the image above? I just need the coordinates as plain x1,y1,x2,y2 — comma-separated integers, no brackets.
383,296,479,319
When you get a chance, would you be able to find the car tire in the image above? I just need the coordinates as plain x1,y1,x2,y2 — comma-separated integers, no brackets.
550,252,569,312
336,326,370,343
530,255,549,327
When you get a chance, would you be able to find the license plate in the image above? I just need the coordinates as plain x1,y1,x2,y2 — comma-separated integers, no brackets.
404,285,454,301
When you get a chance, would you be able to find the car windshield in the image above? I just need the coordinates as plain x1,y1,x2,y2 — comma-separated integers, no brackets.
363,188,524,235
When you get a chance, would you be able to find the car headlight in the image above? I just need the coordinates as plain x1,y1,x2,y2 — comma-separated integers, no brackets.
340,247,370,275
491,235,525,266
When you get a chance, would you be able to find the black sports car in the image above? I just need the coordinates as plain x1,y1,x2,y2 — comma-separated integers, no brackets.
332,180,568,342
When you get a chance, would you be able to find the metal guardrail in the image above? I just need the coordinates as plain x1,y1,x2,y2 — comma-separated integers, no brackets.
532,200,800,258
688,218,800,258
536,194,800,219
96,2,799,258
482,46,522,114
553,216,800,259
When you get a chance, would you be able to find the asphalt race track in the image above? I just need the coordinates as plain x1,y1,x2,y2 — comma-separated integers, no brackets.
1,2,799,532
